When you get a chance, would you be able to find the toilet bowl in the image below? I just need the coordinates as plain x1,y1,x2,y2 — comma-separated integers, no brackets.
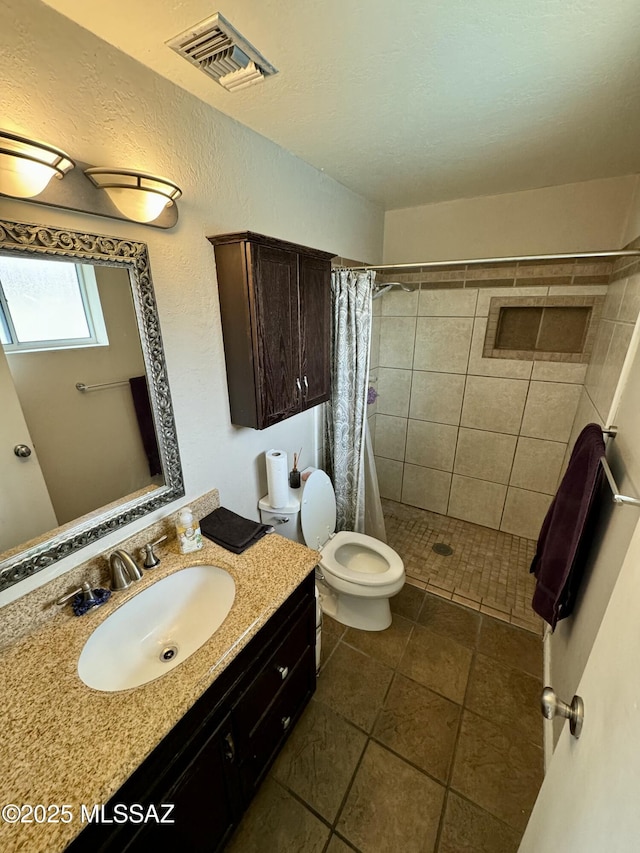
260,469,404,631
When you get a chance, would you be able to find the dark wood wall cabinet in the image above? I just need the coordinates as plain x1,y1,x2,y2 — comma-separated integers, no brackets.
208,232,334,429
66,573,316,853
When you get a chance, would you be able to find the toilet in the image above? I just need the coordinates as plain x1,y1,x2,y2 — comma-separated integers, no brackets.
259,468,405,631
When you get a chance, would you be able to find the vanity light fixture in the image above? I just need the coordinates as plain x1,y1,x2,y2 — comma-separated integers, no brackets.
84,168,182,224
0,130,74,199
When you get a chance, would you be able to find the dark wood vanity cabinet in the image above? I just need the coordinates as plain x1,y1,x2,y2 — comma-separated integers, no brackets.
66,572,316,853
208,232,334,429
125,713,239,852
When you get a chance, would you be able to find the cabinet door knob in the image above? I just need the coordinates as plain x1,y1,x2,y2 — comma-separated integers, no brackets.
223,731,236,762
295,377,302,400
277,665,289,680
281,716,291,731
302,375,309,397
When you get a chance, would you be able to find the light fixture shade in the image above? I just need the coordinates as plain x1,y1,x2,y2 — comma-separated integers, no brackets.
84,168,182,223
0,130,74,198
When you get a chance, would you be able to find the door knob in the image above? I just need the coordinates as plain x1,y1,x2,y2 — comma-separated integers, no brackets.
541,686,584,738
14,444,32,458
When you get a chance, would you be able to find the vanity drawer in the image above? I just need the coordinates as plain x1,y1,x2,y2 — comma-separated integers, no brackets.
239,645,315,797
234,598,315,737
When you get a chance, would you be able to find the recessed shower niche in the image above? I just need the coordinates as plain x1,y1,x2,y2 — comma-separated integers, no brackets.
483,294,604,362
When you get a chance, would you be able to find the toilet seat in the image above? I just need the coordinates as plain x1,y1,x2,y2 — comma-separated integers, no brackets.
300,469,337,550
321,531,404,587
300,471,403,588
261,466,404,631
298,468,405,628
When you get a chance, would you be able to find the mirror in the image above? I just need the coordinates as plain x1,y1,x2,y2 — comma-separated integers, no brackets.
0,218,184,592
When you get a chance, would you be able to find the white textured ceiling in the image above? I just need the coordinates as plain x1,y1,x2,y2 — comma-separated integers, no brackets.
40,0,640,209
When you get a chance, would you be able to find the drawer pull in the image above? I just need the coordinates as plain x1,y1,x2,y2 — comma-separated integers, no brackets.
277,665,289,680
224,732,235,763
281,716,291,731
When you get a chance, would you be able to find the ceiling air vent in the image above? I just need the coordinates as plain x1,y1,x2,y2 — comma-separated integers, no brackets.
167,13,277,92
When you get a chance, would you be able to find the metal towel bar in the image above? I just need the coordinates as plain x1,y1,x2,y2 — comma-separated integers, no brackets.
600,427,640,508
76,380,130,393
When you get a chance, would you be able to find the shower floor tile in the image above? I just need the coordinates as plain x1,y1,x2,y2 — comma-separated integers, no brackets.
382,498,542,633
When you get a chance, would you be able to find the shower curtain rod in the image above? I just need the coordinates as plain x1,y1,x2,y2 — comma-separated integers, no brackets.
348,249,640,272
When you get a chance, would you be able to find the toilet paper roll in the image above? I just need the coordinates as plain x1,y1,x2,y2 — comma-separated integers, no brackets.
265,449,289,509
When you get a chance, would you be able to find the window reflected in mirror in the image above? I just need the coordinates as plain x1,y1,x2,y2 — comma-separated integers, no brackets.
0,256,108,350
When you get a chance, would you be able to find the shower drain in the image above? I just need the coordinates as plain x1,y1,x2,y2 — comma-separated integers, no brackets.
160,645,178,662
432,543,453,556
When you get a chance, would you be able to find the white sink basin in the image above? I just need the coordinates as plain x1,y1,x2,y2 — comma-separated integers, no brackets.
78,565,235,692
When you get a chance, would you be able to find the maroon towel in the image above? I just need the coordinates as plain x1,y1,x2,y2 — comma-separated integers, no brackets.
129,375,162,477
530,423,605,629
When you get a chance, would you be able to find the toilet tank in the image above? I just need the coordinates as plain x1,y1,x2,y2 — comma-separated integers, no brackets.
258,495,302,542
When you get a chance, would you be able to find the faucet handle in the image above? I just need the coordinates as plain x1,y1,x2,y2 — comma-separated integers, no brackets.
57,581,96,606
56,581,111,616
141,535,168,569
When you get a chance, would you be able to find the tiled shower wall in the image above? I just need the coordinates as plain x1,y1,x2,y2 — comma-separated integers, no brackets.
564,242,640,453
369,260,611,540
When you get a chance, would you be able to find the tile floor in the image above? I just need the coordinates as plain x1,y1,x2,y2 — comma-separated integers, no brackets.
383,498,542,633
227,585,544,853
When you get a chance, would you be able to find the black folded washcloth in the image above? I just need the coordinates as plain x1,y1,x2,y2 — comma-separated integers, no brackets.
200,506,273,554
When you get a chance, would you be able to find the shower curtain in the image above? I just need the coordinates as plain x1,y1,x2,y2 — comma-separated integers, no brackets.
325,269,385,538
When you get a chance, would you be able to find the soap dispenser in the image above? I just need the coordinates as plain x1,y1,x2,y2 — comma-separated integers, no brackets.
175,506,204,554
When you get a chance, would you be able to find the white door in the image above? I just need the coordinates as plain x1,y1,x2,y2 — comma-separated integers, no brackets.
520,329,640,850
0,345,57,552
519,513,640,851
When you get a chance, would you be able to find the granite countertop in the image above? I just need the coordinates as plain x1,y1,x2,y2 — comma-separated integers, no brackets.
0,534,319,853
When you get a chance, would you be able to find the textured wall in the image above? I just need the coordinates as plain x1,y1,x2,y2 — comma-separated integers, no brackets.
383,176,638,263
0,0,384,605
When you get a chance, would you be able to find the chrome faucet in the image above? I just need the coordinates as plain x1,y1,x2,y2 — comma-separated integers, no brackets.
109,549,143,591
